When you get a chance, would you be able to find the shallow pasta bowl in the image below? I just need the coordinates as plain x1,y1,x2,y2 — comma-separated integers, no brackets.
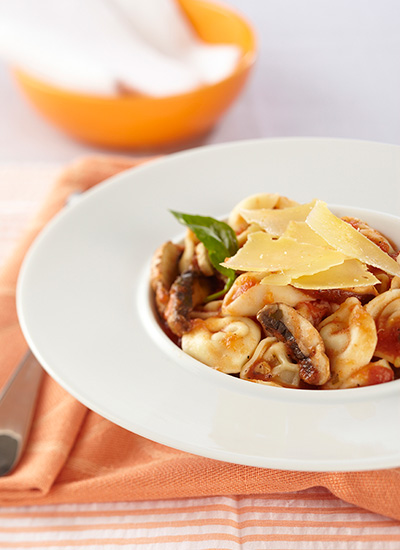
17,137,400,472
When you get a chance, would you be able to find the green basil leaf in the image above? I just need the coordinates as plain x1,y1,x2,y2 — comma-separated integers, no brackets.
170,210,238,299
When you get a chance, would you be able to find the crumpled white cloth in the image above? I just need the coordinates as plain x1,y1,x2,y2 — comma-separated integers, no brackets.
0,0,241,96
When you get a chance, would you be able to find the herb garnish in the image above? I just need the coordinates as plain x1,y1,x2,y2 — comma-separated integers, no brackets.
170,211,238,301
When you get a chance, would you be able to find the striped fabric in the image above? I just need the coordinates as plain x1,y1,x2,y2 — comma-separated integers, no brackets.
1,489,400,549
1,164,400,549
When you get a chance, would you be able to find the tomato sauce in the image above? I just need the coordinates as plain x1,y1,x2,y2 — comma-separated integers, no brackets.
376,322,400,367
367,364,394,385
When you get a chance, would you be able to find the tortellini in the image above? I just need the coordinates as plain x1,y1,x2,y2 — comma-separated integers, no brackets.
179,231,214,276
152,191,400,391
375,272,392,294
335,359,394,389
318,297,378,389
181,316,261,373
391,276,400,290
365,289,400,367
241,337,301,387
228,193,298,234
228,193,280,234
222,272,313,317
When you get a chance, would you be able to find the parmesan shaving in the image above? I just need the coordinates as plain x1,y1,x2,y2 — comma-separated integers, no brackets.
221,231,346,275
291,259,379,289
240,200,317,237
228,193,281,233
306,201,400,277
260,272,292,285
260,259,378,289
282,220,331,247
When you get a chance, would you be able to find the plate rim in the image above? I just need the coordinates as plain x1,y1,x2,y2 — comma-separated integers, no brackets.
16,136,400,472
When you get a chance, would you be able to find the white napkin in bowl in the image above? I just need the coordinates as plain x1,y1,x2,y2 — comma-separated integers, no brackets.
0,0,241,97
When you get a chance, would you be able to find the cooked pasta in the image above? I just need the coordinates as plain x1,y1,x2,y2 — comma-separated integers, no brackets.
150,194,400,389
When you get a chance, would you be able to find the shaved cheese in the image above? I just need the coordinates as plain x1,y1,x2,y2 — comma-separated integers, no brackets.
261,259,378,289
240,200,317,237
283,221,331,247
237,223,263,246
291,259,379,289
228,193,281,233
306,201,400,277
260,272,292,285
221,231,346,275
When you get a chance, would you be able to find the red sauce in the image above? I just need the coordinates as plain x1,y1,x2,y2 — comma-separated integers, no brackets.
223,333,241,352
225,274,259,305
376,322,400,363
295,300,332,326
368,364,394,385
247,360,272,381
302,288,376,305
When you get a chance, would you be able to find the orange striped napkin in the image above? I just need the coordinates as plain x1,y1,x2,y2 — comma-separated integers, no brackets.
1,156,400,520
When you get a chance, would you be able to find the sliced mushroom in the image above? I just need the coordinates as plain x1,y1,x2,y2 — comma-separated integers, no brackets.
256,303,330,385
150,241,182,316
164,270,212,337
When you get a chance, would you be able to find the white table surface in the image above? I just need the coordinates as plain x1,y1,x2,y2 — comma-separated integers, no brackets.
0,0,399,163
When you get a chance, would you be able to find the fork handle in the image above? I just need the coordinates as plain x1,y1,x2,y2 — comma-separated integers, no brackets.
0,351,43,476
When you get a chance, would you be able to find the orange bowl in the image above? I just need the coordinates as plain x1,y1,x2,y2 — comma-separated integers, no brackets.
13,0,256,150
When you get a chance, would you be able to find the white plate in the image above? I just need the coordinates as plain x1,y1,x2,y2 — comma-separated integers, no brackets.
17,138,400,472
